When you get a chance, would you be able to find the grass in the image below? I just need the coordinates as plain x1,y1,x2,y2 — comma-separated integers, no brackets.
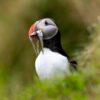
1,73,86,100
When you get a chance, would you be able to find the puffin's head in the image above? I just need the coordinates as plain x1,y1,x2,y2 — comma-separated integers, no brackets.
28,18,58,55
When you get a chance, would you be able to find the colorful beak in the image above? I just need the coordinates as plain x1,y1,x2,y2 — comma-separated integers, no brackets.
28,24,44,56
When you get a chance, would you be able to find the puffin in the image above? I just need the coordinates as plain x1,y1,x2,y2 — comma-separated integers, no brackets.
28,18,77,80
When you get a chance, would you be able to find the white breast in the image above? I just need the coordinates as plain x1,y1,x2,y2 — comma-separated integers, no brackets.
35,48,70,80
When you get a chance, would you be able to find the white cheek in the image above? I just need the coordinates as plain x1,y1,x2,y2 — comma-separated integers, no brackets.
43,26,56,32
37,20,58,39
42,26,58,39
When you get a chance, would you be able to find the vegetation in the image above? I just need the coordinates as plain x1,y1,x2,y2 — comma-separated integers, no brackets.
0,0,100,99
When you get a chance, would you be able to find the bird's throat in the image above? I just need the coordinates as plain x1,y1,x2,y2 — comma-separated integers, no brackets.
43,31,69,57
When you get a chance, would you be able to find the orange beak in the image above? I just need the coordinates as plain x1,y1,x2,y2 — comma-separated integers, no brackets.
28,23,44,56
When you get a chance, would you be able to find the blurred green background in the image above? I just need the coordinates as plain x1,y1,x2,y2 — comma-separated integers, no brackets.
0,0,100,99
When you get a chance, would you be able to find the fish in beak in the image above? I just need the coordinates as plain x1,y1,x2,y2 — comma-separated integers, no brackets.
28,24,44,56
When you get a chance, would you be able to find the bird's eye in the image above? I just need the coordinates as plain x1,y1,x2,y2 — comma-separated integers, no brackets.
45,20,48,26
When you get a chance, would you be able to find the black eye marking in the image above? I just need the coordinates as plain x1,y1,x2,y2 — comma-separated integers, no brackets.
45,20,48,25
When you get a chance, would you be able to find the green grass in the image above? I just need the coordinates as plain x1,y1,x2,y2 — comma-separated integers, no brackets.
1,73,86,100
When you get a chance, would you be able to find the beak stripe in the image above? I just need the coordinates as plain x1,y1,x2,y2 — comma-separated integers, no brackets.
28,24,35,35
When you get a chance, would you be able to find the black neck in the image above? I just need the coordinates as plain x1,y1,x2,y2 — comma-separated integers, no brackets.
43,31,69,58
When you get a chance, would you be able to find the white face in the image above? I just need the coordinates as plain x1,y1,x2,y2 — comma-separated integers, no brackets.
35,18,58,40
28,18,58,55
